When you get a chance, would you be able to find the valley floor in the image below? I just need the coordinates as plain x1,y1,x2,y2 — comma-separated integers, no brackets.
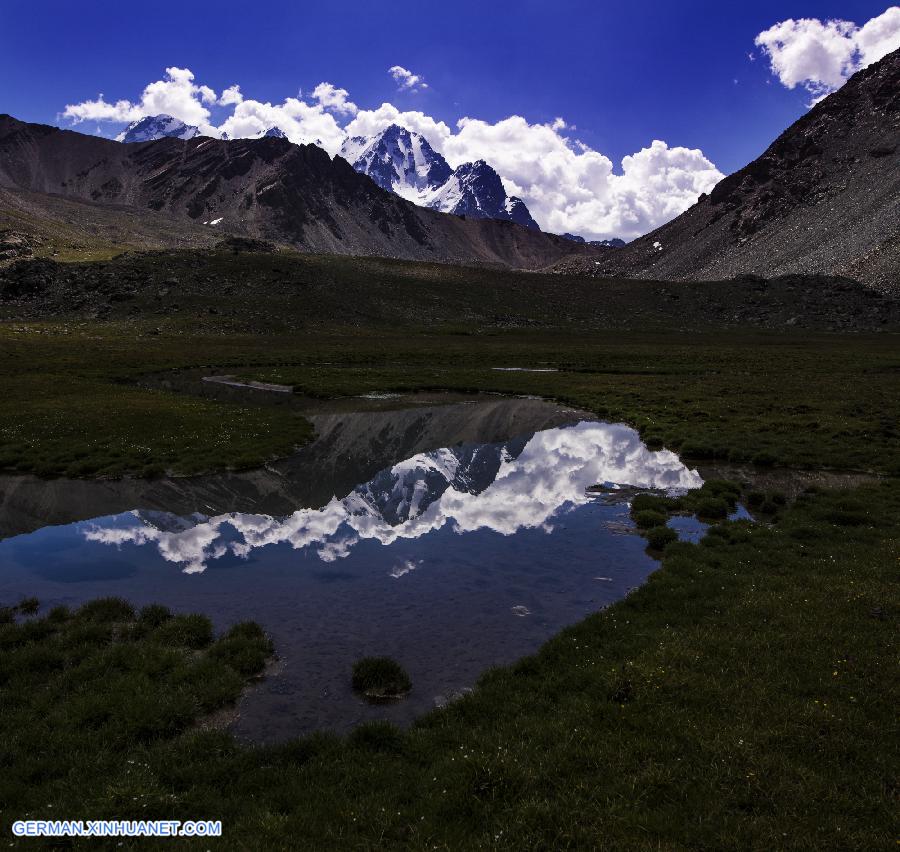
0,254,897,848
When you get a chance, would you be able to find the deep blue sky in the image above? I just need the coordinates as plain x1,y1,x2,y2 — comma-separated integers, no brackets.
0,1,886,173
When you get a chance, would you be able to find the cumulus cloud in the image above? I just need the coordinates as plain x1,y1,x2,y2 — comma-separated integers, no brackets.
389,65,428,92
344,102,452,144
343,108,721,240
62,67,222,133
219,84,244,106
216,96,346,152
60,65,726,239
311,82,358,116
83,422,702,573
438,116,722,241
755,6,900,99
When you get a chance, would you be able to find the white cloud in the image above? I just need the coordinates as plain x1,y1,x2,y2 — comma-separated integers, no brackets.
219,84,244,106
344,102,452,145
436,116,723,241
389,65,428,92
310,82,358,116
856,6,900,64
216,96,347,153
60,66,725,240
755,7,900,98
62,67,220,132
83,422,702,573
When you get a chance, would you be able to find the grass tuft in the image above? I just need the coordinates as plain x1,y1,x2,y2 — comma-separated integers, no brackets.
351,656,412,700
645,525,678,551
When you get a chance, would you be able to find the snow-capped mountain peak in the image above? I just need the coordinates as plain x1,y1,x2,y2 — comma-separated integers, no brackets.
261,126,287,139
341,126,540,230
117,114,200,144
340,124,452,201
426,160,540,229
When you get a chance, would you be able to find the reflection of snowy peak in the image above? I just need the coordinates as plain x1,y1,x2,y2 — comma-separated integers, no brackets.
118,114,201,143
340,125,539,230
84,421,703,573
356,438,529,525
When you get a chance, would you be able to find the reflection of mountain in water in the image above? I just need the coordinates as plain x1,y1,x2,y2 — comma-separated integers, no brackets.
0,397,579,539
85,422,702,573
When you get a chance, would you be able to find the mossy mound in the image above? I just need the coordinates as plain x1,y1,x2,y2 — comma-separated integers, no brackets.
351,657,412,701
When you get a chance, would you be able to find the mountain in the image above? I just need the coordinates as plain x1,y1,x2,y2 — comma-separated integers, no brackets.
261,127,287,139
428,161,540,230
118,114,200,143
340,124,452,199
582,47,900,293
0,115,603,269
559,233,626,248
340,125,539,229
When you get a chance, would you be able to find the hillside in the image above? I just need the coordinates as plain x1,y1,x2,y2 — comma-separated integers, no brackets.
1,245,896,333
0,115,601,270
566,48,900,292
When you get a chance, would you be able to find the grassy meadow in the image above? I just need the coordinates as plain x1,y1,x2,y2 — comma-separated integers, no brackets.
0,252,896,848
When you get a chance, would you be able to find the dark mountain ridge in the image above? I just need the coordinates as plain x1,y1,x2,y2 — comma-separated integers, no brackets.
0,115,601,270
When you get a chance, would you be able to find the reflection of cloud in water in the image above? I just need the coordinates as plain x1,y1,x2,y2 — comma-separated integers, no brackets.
390,559,421,579
83,421,702,573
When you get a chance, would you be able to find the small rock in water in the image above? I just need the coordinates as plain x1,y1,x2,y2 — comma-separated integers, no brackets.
511,605,531,617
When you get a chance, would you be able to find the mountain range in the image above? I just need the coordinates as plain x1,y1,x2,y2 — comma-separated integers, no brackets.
118,119,543,233
340,124,539,229
0,115,604,269
1,47,898,284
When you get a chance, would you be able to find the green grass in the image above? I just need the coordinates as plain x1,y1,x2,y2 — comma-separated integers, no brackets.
0,325,315,477
247,332,900,474
0,600,273,833
0,324,898,478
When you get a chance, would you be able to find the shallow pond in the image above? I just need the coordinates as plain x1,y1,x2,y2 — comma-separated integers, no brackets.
0,395,707,742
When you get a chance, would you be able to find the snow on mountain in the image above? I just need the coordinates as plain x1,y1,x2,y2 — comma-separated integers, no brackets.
261,127,287,139
340,124,452,201
429,161,540,229
340,124,539,230
117,114,200,144
505,196,539,230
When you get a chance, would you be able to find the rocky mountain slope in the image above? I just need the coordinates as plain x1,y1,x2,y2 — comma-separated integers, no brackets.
0,115,600,269
340,124,538,228
575,47,900,293
561,233,626,248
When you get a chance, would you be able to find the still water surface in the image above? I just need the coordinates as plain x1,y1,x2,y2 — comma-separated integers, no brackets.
0,396,704,741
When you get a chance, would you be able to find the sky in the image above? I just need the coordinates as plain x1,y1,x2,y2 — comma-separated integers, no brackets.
1,1,898,240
